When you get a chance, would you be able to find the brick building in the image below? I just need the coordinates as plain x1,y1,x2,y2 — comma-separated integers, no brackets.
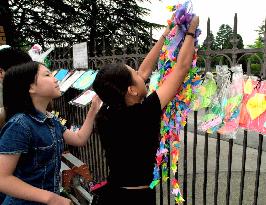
0,26,6,45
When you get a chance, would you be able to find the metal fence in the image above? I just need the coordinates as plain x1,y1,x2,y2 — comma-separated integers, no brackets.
51,14,266,205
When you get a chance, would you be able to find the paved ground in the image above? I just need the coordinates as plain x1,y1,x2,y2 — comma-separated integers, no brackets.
155,121,266,205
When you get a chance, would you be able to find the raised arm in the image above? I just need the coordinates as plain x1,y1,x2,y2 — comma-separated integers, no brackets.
0,154,71,205
63,95,102,146
156,16,199,109
137,27,171,81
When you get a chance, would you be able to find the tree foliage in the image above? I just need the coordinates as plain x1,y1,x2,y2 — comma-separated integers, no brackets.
214,24,243,50
202,31,217,50
197,24,245,68
256,22,265,44
215,24,233,49
247,21,265,68
249,21,265,49
1,0,162,53
77,0,161,54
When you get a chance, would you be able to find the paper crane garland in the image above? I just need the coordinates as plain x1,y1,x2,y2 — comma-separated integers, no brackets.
28,44,54,64
149,1,201,203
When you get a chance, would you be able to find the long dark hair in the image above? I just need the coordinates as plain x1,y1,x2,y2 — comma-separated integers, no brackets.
92,63,134,139
3,61,40,121
0,48,32,71
92,63,133,108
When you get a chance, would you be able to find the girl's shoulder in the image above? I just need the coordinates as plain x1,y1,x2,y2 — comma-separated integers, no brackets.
1,113,32,138
9,113,29,122
7,113,33,129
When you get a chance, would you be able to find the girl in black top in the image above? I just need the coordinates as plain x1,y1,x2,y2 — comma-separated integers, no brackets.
92,16,199,205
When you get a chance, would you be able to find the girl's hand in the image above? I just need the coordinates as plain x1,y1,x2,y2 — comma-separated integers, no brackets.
188,16,199,33
162,14,175,37
90,95,102,114
162,24,171,37
47,193,72,205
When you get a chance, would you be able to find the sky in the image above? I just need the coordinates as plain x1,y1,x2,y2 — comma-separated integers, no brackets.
140,0,265,47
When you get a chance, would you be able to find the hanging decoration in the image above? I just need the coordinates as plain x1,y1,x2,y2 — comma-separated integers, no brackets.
149,1,201,203
28,44,54,65
190,71,217,111
60,70,85,93
72,69,98,90
239,77,266,134
199,65,231,133
217,65,244,138
55,69,69,81
70,89,96,107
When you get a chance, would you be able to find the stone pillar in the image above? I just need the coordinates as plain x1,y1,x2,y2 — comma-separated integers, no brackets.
0,26,6,45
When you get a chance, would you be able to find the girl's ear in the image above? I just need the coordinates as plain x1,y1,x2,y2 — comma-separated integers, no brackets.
127,85,138,96
29,83,36,94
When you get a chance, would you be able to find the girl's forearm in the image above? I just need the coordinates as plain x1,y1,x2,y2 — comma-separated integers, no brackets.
76,108,97,146
138,30,169,81
0,175,54,203
64,96,101,147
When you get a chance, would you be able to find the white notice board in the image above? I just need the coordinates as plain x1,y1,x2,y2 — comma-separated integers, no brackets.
73,42,88,69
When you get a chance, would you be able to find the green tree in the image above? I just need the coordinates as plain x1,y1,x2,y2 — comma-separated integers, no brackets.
214,24,244,49
2,0,82,47
2,0,161,54
246,21,265,75
197,31,217,68
202,31,217,50
215,24,233,49
78,0,161,54
248,21,265,49
256,22,265,45
233,33,244,49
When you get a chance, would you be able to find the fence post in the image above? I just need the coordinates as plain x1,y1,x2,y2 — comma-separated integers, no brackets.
135,29,139,68
93,39,97,57
111,35,115,62
134,29,139,54
231,13,239,66
263,17,266,78
205,18,211,72
102,37,106,56
122,32,126,64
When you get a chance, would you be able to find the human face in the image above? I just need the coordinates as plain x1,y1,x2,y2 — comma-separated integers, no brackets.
126,65,147,98
0,68,5,82
30,65,61,100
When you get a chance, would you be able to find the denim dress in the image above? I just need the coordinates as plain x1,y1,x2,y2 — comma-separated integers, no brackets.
0,111,66,204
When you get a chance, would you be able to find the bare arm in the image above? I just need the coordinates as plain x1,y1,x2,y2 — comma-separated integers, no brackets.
63,95,102,146
138,27,171,81
0,154,71,205
156,16,199,109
